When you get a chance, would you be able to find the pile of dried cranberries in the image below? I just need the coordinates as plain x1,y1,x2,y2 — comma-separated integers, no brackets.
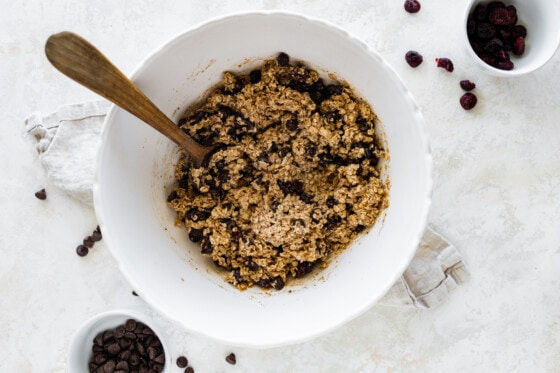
467,1,527,70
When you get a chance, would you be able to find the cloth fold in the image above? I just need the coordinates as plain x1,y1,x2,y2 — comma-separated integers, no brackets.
24,101,468,309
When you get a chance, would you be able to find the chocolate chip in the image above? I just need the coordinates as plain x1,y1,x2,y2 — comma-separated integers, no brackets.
94,353,108,365
325,84,343,97
107,343,121,355
114,326,125,339
188,228,203,243
277,52,290,66
132,291,138,296
299,192,314,204
167,190,179,202
225,353,237,365
201,237,213,254
91,226,103,241
326,196,337,208
34,188,47,200
186,208,211,222
129,354,140,366
185,367,195,373
305,144,317,156
272,276,285,290
277,179,303,195
125,319,137,332
278,147,290,158
176,356,188,368
102,360,116,372
295,261,316,278
76,244,89,257
256,278,272,288
83,236,95,248
247,259,259,271
285,118,299,131
115,361,128,371
119,338,132,350
249,69,262,83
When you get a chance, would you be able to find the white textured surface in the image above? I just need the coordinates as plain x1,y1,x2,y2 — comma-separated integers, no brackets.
2,0,560,372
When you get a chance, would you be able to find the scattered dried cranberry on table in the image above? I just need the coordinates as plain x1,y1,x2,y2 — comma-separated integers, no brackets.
460,93,478,110
404,0,421,13
467,2,527,70
435,57,454,72
405,51,423,67
460,80,476,91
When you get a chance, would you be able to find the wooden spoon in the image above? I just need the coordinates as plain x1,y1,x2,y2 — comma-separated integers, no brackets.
45,31,214,167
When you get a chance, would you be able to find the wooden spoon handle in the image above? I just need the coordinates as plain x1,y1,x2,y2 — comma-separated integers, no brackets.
45,31,210,165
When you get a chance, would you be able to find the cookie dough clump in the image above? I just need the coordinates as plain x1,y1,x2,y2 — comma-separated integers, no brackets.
168,53,389,290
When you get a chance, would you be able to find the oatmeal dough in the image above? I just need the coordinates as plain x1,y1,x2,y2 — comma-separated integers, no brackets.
168,53,389,290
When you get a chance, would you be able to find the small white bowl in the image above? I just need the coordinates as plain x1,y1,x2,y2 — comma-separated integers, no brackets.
464,0,560,76
67,309,172,373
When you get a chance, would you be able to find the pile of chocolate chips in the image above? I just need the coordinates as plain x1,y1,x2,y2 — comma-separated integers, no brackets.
76,226,102,257
88,319,165,373
467,1,527,70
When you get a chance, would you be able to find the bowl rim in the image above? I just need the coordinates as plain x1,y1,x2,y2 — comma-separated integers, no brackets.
463,0,560,77
93,10,433,347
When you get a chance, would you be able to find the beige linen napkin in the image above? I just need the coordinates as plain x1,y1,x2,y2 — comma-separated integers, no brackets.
24,101,469,309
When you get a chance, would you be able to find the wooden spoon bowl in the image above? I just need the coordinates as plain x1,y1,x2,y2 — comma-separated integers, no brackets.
45,31,214,167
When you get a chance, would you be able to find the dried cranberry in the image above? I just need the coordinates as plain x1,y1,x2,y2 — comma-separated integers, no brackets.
476,23,496,39
405,50,423,68
512,36,525,56
460,93,478,110
403,0,421,13
467,2,527,72
495,49,509,60
484,38,503,53
479,53,497,66
495,59,514,70
505,5,518,25
435,57,454,72
487,1,506,12
497,26,512,40
512,25,527,38
460,80,476,91
488,7,512,26
473,4,487,21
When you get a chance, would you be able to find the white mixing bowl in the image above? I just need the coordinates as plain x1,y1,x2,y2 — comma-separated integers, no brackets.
94,11,432,348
